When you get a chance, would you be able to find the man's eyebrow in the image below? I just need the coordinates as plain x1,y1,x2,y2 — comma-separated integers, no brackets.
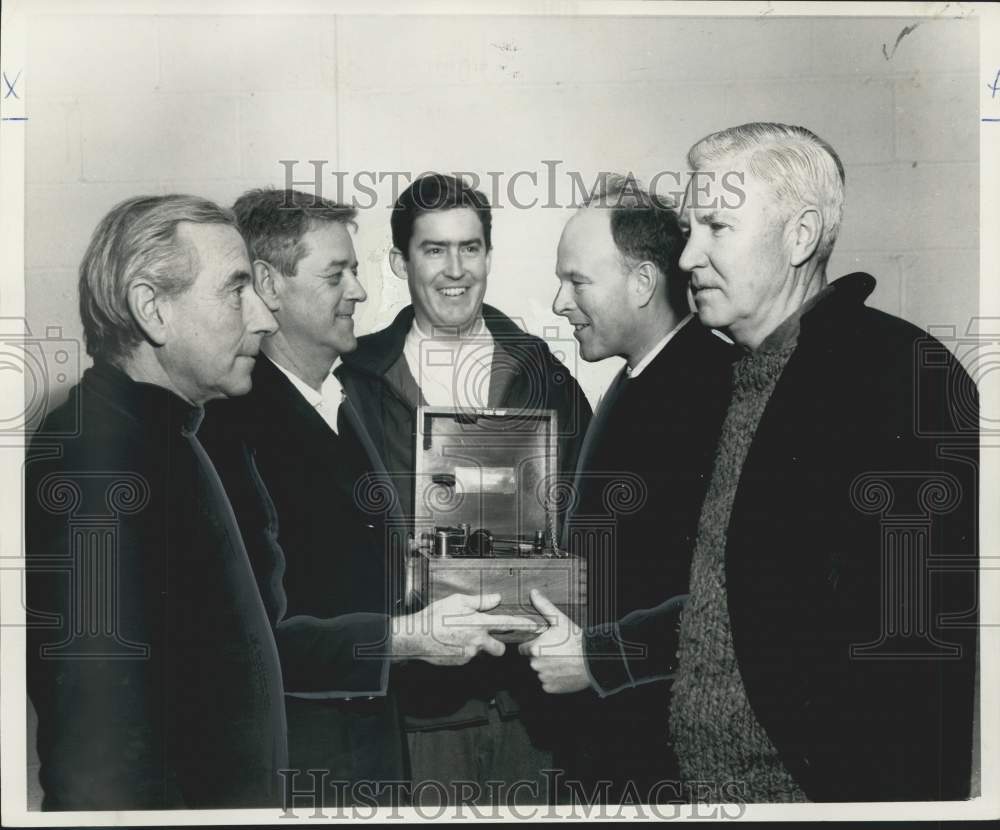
322,258,354,271
418,238,483,248
695,209,738,225
222,269,251,290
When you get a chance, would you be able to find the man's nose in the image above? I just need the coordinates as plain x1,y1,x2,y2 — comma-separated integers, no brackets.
245,287,279,335
346,271,368,304
678,234,704,273
552,281,574,317
444,248,463,278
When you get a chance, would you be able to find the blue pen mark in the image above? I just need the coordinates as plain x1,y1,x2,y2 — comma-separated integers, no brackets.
2,69,21,99
983,118,1000,122
988,70,1000,99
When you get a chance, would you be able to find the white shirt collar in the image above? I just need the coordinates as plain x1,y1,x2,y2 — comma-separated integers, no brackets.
410,313,488,341
267,355,344,434
403,314,495,408
627,314,694,379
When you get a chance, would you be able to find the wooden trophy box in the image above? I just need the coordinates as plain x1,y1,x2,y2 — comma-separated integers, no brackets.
408,406,586,640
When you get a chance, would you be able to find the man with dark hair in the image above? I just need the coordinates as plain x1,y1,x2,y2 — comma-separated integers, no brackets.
26,195,287,809
204,187,535,804
390,171,493,262
522,177,735,801
338,173,592,804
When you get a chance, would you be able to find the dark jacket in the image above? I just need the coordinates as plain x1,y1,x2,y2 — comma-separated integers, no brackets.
25,362,288,810
602,274,979,802
564,317,735,793
202,355,408,789
338,304,593,731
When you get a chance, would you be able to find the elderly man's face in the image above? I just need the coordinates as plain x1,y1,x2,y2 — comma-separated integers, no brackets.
678,166,791,348
553,206,636,363
161,222,277,404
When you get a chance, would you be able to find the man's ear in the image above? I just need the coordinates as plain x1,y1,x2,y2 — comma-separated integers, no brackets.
389,247,410,281
253,260,281,312
126,279,168,347
788,206,823,267
631,261,659,309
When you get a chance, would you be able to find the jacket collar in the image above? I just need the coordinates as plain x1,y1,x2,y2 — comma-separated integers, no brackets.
83,360,204,436
751,272,876,354
248,353,331,431
341,303,528,378
798,272,876,336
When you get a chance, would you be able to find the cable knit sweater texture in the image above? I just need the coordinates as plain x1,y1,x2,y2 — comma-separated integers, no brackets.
668,294,833,804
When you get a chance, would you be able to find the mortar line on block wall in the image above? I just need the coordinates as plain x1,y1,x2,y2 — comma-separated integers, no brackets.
898,255,908,321
331,70,974,98
845,160,980,170
333,15,341,174
236,91,244,179
889,73,898,161
153,15,162,91
74,100,84,182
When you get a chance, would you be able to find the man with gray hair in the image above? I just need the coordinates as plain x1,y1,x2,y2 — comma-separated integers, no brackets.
26,195,288,809
535,122,977,802
203,188,537,805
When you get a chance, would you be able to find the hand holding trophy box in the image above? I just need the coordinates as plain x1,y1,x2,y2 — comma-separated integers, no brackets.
408,406,587,641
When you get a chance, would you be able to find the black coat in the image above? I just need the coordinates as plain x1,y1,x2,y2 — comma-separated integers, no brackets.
338,304,593,732
615,274,979,802
203,354,408,791
563,317,735,795
725,274,977,801
25,362,288,810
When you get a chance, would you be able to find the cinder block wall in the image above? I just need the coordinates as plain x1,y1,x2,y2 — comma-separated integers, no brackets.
24,14,979,407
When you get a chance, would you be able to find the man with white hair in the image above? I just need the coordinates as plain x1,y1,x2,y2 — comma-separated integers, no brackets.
668,122,978,801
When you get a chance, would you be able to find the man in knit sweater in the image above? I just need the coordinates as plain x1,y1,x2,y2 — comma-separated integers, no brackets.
522,177,734,801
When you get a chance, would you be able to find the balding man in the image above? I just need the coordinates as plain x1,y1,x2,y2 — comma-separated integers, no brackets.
523,177,734,802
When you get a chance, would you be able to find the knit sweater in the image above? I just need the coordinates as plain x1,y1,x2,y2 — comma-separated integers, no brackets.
668,290,835,804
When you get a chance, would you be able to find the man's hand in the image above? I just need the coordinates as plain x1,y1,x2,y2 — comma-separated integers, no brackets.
519,589,592,694
391,593,540,666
